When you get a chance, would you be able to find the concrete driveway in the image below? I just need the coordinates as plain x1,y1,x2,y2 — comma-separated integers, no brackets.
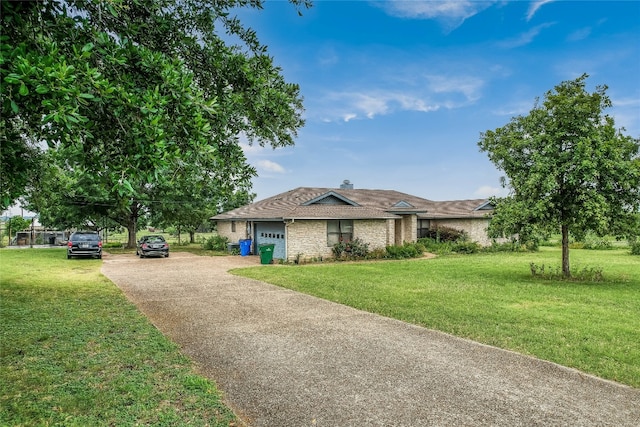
101,252,639,426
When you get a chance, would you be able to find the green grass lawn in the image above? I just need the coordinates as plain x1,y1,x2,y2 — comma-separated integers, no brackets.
232,247,640,388
0,249,238,426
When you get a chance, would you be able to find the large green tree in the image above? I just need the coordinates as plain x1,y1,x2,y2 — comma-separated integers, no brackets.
2,0,308,246
478,74,640,277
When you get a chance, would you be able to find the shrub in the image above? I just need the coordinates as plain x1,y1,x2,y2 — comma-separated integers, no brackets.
482,240,529,252
421,226,467,242
417,237,453,255
332,238,369,259
582,235,613,250
385,242,425,259
203,235,228,251
631,242,640,256
103,242,125,249
452,241,480,254
367,248,387,260
529,263,604,282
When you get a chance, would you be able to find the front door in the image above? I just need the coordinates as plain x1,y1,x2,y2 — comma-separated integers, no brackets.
255,222,286,259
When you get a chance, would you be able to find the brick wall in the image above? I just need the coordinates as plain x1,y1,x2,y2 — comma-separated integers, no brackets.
286,220,330,261
216,220,248,243
286,219,390,261
430,218,492,246
353,220,389,250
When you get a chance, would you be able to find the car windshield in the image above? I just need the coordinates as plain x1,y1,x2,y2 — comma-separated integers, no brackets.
146,236,165,243
74,234,99,241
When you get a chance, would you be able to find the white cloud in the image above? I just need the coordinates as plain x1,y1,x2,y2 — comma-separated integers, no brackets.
395,95,439,113
567,27,592,42
611,96,640,109
474,185,507,198
491,101,532,118
256,160,286,174
319,73,484,122
497,22,555,48
240,141,263,155
425,74,484,102
325,91,441,121
527,0,555,21
353,93,390,118
376,0,497,30
610,96,640,135
343,113,357,122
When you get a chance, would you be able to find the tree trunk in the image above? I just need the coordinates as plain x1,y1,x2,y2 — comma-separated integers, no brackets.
561,224,571,278
127,219,137,248
189,230,195,243
126,203,139,248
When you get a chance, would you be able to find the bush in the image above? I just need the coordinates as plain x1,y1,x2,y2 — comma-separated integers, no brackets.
421,226,466,243
367,248,387,260
482,240,529,252
631,242,640,256
103,242,125,249
385,242,425,259
417,237,453,255
332,238,370,259
582,235,613,250
452,241,480,254
203,235,228,251
529,263,604,282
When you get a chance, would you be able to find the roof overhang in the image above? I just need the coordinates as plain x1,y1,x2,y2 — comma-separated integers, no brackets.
386,209,428,215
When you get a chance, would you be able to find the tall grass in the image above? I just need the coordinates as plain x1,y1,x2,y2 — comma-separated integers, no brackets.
233,248,640,387
0,249,237,426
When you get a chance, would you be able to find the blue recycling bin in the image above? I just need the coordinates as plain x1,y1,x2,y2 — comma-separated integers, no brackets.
239,239,252,256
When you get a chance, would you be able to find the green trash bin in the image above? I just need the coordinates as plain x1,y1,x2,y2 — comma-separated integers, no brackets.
259,244,275,264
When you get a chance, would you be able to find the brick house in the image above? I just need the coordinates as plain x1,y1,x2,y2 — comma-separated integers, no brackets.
211,182,494,261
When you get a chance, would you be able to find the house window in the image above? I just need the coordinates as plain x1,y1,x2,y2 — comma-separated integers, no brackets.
327,220,353,246
231,221,236,232
417,219,430,238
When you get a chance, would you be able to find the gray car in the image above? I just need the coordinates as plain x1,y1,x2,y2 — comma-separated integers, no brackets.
67,231,102,259
136,235,170,258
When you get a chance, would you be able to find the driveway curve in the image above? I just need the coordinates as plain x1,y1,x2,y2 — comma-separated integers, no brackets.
101,253,639,426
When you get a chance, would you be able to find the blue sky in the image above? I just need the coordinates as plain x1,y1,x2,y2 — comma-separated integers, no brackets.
238,0,640,202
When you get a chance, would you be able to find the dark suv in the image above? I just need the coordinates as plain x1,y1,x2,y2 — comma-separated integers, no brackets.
67,231,102,259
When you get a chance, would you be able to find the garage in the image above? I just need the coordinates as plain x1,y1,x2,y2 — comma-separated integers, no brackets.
254,222,286,260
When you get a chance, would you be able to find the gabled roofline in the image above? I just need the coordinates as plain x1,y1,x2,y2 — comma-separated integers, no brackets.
474,201,495,211
301,191,360,207
393,200,414,208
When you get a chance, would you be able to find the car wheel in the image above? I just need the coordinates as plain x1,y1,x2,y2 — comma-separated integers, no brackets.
67,254,71,259
139,253,144,258
165,252,169,258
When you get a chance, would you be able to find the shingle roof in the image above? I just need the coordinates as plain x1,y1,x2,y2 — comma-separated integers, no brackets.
420,199,492,219
210,187,491,221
